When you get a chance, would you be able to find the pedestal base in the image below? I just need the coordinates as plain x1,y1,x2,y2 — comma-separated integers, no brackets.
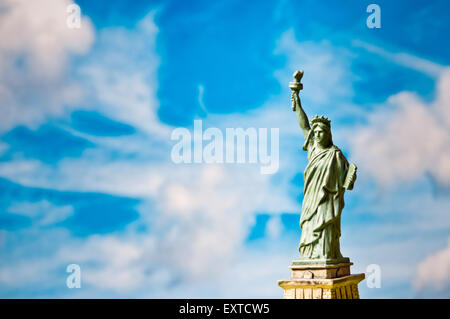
291,257,350,265
278,260,365,299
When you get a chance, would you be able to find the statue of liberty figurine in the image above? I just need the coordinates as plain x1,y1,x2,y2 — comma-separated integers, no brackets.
290,70,357,264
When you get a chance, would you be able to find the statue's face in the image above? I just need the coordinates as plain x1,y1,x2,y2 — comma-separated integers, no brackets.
313,126,329,146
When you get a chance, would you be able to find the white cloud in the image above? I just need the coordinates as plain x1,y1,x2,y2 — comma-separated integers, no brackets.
56,235,157,292
352,40,445,78
78,11,170,137
0,257,59,287
8,200,73,226
0,228,71,288
414,238,450,294
338,185,450,298
266,215,282,239
350,68,450,188
8,15,447,299
151,164,295,279
0,157,298,292
0,0,94,131
345,68,450,294
274,29,355,108
0,25,360,296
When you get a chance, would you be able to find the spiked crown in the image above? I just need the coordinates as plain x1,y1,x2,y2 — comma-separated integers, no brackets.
310,115,331,128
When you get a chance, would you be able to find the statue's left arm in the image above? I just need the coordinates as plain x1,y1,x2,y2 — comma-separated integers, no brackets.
343,162,357,190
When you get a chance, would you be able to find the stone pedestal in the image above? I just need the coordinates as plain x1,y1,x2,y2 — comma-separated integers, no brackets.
278,260,365,299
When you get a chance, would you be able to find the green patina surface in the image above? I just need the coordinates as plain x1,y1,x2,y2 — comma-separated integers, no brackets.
290,70,357,262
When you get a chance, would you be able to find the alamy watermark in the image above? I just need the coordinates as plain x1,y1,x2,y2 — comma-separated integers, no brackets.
171,120,279,174
66,4,81,29
366,4,381,29
66,264,81,288
366,264,382,288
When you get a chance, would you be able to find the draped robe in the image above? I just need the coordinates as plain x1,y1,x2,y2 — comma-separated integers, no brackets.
299,139,349,260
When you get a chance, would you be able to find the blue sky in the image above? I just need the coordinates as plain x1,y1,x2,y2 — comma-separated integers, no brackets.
0,0,450,298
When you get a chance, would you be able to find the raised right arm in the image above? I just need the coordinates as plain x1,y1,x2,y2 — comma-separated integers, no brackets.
292,91,310,139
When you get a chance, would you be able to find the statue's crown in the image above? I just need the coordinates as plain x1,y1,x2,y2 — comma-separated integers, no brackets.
310,115,331,128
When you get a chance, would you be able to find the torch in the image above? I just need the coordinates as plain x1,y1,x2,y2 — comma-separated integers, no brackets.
289,70,304,111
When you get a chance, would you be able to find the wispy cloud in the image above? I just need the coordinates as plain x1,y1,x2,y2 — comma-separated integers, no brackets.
275,29,355,108
8,200,73,226
78,11,171,137
352,39,445,78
